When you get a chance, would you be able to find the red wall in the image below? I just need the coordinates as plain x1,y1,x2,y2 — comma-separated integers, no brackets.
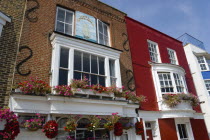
125,17,201,112
158,118,178,140
190,119,209,140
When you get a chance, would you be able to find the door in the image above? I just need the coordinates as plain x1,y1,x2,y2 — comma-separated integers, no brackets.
146,129,153,140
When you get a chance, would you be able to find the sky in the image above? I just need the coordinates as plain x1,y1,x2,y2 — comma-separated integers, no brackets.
100,0,210,52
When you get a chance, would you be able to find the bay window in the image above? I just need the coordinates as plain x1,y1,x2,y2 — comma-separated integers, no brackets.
157,72,187,93
51,33,122,88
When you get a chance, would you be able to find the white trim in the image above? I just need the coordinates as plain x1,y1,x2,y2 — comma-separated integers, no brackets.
147,40,162,63
0,12,11,37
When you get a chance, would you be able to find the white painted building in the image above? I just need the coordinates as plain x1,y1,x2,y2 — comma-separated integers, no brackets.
179,33,210,138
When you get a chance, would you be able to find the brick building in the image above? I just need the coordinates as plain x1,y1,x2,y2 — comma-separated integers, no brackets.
8,0,139,139
0,0,25,107
126,17,209,140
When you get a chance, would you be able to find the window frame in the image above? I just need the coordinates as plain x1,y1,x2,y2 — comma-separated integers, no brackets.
97,19,110,46
167,48,178,65
157,72,187,94
55,7,75,36
204,80,210,96
197,56,209,71
175,119,194,140
147,40,161,63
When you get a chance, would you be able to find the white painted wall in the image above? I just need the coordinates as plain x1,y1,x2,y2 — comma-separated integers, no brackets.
184,44,210,138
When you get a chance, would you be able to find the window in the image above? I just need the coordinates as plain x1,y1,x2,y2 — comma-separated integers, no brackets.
158,73,174,93
177,124,189,140
197,56,208,71
148,41,160,63
98,20,109,46
56,7,74,35
173,73,184,93
168,49,178,64
57,118,110,140
109,59,116,86
74,50,106,86
57,47,118,87
158,72,187,93
55,7,110,46
205,80,210,96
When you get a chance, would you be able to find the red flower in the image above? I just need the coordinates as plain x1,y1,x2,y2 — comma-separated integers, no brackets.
135,121,144,135
42,120,58,139
114,122,123,136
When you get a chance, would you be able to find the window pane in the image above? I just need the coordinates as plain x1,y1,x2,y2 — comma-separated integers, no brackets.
98,21,103,33
99,76,105,86
65,12,73,24
109,60,115,77
65,24,72,35
99,57,105,75
91,55,98,74
74,51,82,71
91,75,97,85
57,9,65,22
95,129,110,140
110,77,117,86
83,53,90,72
74,72,81,80
56,21,64,33
104,25,108,36
76,130,93,140
60,48,69,68
99,33,104,44
59,69,68,85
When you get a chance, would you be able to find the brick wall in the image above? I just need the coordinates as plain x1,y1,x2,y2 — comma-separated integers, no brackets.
0,0,26,107
14,0,135,91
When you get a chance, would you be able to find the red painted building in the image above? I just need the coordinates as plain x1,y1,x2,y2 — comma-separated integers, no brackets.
126,17,209,140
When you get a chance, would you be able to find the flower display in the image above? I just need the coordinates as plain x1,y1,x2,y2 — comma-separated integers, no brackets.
64,115,81,132
104,112,121,131
91,84,109,94
126,92,146,103
42,120,58,139
135,121,144,135
71,76,90,89
114,122,123,136
86,115,101,131
24,113,43,131
0,108,20,140
108,86,125,97
18,77,51,95
162,93,200,107
54,85,73,96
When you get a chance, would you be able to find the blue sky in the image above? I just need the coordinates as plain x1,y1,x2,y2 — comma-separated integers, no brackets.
101,0,210,52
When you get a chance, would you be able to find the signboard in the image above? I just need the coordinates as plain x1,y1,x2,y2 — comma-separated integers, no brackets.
75,11,97,42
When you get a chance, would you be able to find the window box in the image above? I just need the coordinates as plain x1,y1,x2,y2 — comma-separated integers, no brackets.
115,97,127,101
72,88,114,99
161,101,192,111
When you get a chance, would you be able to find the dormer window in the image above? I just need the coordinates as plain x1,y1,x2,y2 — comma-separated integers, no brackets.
197,56,208,71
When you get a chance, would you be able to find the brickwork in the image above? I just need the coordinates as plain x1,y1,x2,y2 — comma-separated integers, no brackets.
14,0,135,91
0,0,26,107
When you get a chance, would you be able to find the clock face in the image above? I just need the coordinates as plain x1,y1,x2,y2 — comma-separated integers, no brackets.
75,11,97,42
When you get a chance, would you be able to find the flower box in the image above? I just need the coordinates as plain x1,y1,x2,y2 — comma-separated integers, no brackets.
115,97,126,101
161,102,192,111
73,89,114,99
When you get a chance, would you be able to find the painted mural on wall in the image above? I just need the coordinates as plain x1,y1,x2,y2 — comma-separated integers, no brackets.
75,11,97,42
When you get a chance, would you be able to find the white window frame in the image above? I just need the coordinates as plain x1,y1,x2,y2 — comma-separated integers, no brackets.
50,33,122,88
147,40,161,63
167,48,178,65
197,56,209,71
204,80,210,96
97,20,110,46
55,7,75,36
175,118,194,140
